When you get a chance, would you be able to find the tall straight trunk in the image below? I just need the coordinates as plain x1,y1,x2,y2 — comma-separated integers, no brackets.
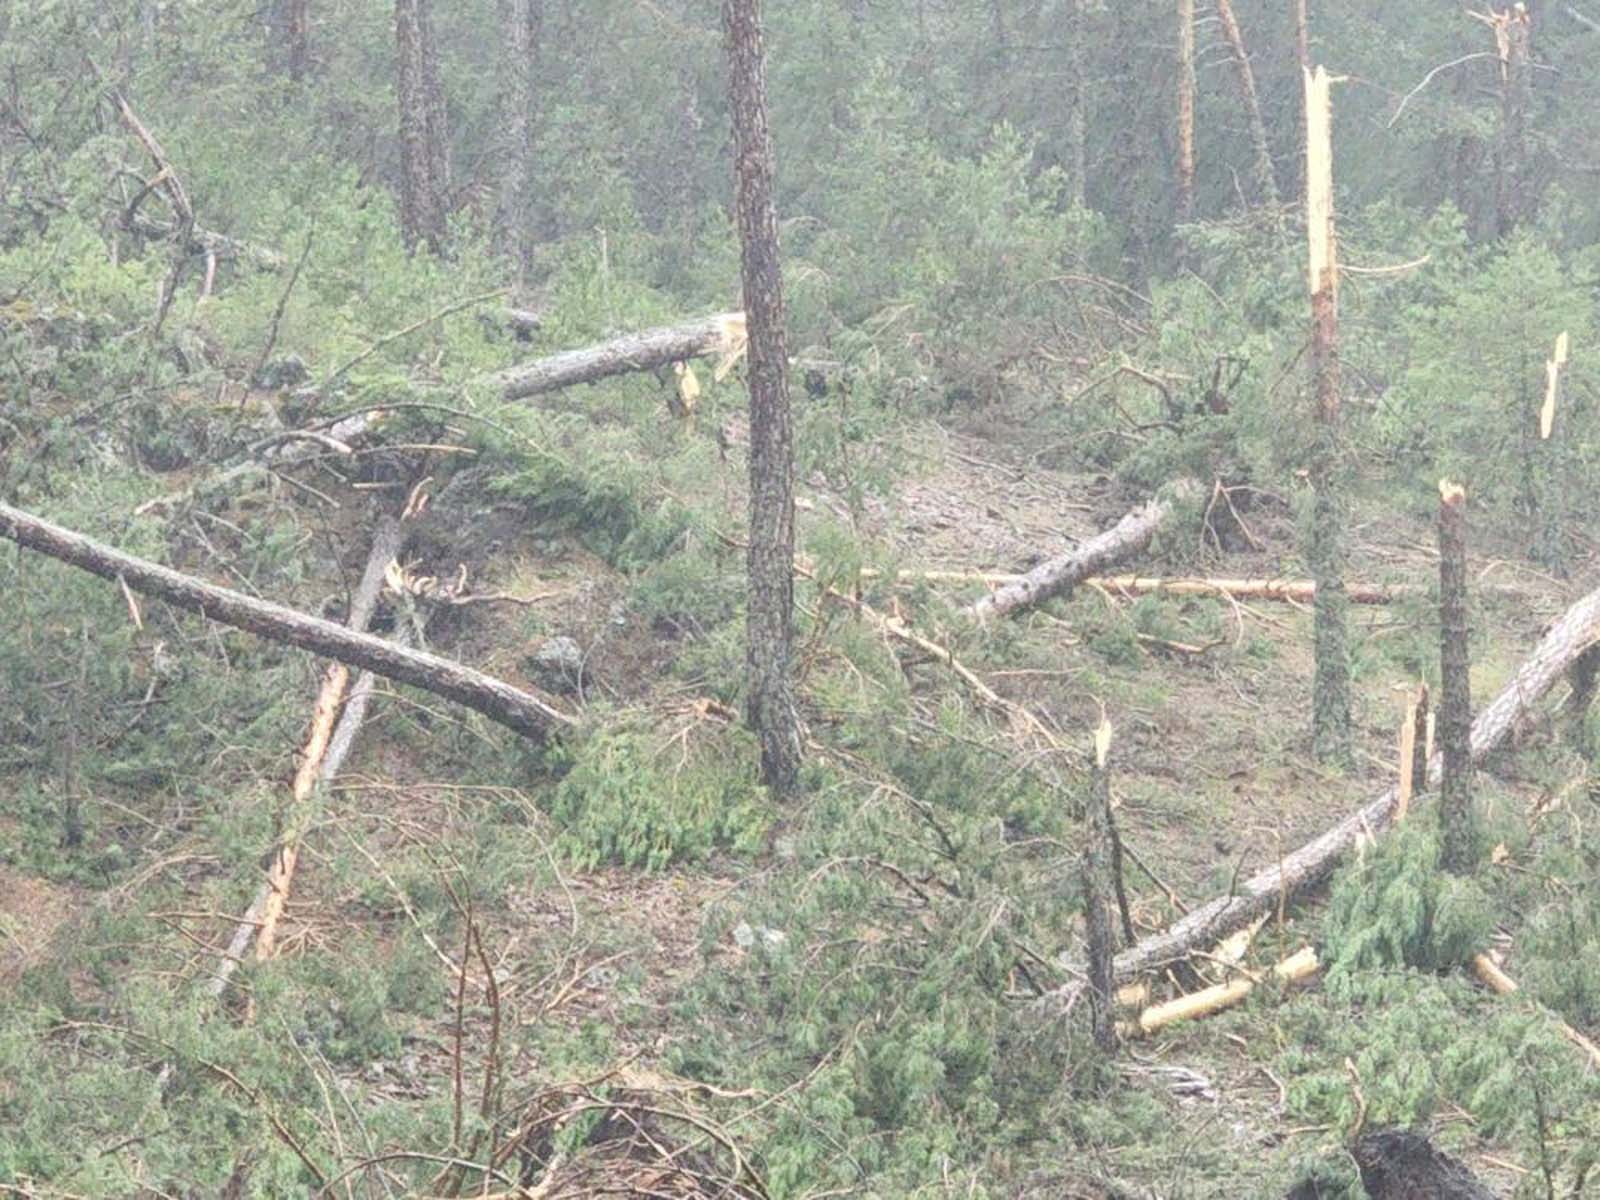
1083,721,1120,1053
1437,481,1476,874
493,0,541,276
1305,66,1349,765
1176,0,1196,220
1215,0,1279,212
285,0,309,79
1293,0,1309,67
1065,0,1087,209
1494,4,1533,237
723,0,801,796
395,0,449,253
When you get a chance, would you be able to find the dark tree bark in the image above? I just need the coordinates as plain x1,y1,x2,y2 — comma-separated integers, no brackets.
1410,683,1431,798
0,503,575,743
493,0,541,275
723,0,801,796
1564,644,1600,755
396,0,450,253
1176,0,1196,220
1082,724,1120,1053
1305,66,1350,765
1437,481,1477,875
1215,0,1280,212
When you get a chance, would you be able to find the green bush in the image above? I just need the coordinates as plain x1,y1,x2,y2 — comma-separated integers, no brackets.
547,727,770,870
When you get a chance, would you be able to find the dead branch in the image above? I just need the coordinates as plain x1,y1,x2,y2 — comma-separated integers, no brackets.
963,480,1200,621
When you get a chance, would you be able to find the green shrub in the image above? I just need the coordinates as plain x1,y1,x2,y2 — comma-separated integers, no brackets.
547,727,770,870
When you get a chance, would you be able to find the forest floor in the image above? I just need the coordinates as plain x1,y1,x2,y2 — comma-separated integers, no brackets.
3,390,1596,1199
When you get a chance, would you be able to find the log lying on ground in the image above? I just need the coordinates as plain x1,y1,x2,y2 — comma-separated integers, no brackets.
1043,580,1600,994
963,481,1199,621
488,311,745,401
0,502,575,742
1122,945,1319,1038
1086,575,1395,605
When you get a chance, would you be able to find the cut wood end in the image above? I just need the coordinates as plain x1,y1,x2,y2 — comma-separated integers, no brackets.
1438,479,1466,505
1094,717,1113,769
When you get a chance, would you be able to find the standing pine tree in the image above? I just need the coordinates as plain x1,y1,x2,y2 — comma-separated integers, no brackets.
724,0,801,796
1437,480,1477,875
395,0,450,253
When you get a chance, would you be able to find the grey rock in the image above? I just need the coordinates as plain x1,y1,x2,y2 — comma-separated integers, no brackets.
529,635,584,692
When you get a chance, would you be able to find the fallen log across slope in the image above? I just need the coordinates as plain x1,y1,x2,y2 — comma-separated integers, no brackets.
0,502,575,742
136,313,748,516
963,480,1199,621
488,311,745,401
1041,580,1600,997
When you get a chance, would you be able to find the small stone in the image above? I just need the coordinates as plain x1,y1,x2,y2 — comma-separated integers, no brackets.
528,635,584,693
732,921,756,949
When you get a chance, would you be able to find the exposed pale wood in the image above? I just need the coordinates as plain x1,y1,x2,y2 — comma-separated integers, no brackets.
963,481,1199,621
1123,946,1318,1037
0,502,575,742
1541,330,1568,440
255,517,406,962
210,518,407,995
1042,578,1600,993
871,569,1398,604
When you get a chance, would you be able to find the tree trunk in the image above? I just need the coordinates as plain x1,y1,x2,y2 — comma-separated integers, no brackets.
723,0,801,796
1065,0,1087,210
1494,4,1533,237
1305,65,1349,765
1041,577,1600,992
963,481,1197,622
490,312,744,400
1083,722,1120,1052
1437,481,1476,875
1293,0,1309,68
0,503,575,743
1215,0,1280,211
1176,0,1196,220
493,0,540,275
395,0,450,253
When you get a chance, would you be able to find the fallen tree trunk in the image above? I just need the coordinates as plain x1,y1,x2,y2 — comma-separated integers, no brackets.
963,481,1198,621
1088,575,1394,605
489,312,745,401
1045,581,1600,993
0,502,575,742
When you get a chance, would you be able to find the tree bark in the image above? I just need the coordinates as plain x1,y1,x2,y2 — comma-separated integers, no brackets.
963,481,1198,622
1065,0,1087,210
724,0,802,796
493,0,540,275
490,312,745,401
1437,481,1476,874
0,503,575,743
1494,4,1534,237
1305,65,1350,765
396,0,450,253
1215,0,1280,211
1176,0,1196,220
1083,722,1119,1052
1041,577,1600,992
